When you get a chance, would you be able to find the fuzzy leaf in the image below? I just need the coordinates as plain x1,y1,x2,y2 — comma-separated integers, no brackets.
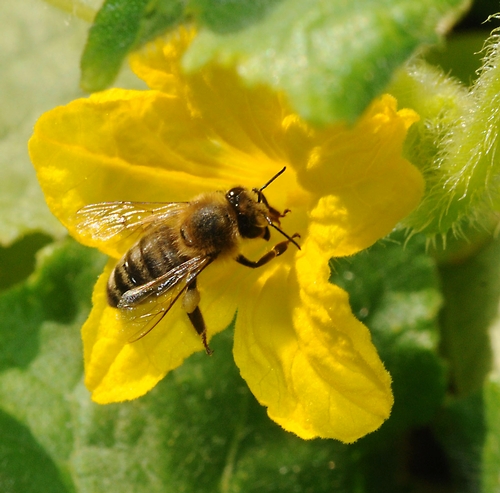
483,374,500,493
0,239,105,491
80,0,184,91
0,409,69,493
184,0,469,124
392,24,500,236
0,231,447,492
0,1,94,244
434,374,500,492
0,233,52,291
187,0,283,33
438,238,500,396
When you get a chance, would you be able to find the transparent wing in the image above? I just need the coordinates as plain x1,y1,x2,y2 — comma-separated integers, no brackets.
73,201,188,251
117,255,214,343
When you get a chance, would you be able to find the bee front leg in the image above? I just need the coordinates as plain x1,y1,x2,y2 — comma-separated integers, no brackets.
235,234,300,268
254,190,290,225
183,280,213,356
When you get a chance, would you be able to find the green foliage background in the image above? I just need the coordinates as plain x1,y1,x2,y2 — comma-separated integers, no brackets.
2,0,500,492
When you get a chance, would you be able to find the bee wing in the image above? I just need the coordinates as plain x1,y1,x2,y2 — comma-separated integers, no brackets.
117,255,213,343
118,256,209,308
73,201,188,251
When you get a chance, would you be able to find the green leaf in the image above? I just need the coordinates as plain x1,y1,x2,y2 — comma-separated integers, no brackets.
0,239,105,490
438,237,500,396
433,374,500,492
0,2,94,245
0,232,444,492
187,0,284,33
391,23,500,236
0,409,70,493
0,231,392,493
483,374,500,493
0,233,52,291
434,389,485,492
68,328,434,493
68,328,380,493
80,0,184,91
183,0,468,124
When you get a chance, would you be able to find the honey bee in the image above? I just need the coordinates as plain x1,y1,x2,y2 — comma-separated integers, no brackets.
75,167,300,354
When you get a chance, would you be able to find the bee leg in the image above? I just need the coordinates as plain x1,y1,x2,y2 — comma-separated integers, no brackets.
257,192,290,224
235,234,300,268
187,307,213,356
183,281,213,356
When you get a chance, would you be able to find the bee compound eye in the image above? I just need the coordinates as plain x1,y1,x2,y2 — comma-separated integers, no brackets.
226,187,245,208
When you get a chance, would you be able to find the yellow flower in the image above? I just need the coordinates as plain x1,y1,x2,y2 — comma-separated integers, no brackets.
29,28,423,442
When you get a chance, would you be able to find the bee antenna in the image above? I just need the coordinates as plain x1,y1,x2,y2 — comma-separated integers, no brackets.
258,167,287,193
268,221,301,250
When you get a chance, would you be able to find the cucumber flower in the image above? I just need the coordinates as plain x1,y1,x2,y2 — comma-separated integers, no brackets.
29,28,423,442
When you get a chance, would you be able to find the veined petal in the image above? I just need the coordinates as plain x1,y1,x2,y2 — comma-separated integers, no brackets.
233,264,302,430
131,29,294,184
84,260,240,403
287,95,424,258
28,89,217,253
295,237,393,440
233,243,392,441
29,86,292,258
129,27,196,94
30,28,424,440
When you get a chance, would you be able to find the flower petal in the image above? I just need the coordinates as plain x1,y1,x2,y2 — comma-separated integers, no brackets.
29,66,302,260
286,94,424,257
28,90,216,250
131,30,294,182
295,237,393,440
30,28,422,440
233,245,392,442
29,90,281,258
128,28,196,95
83,259,240,403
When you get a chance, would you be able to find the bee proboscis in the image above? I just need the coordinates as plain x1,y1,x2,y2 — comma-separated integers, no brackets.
74,167,300,354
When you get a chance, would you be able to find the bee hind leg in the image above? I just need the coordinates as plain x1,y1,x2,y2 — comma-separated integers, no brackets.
187,307,213,356
183,281,213,356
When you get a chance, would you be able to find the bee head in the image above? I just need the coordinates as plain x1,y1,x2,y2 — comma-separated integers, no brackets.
225,187,269,239
226,168,300,249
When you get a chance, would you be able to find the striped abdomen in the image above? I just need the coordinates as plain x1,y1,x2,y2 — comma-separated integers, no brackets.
107,225,187,307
